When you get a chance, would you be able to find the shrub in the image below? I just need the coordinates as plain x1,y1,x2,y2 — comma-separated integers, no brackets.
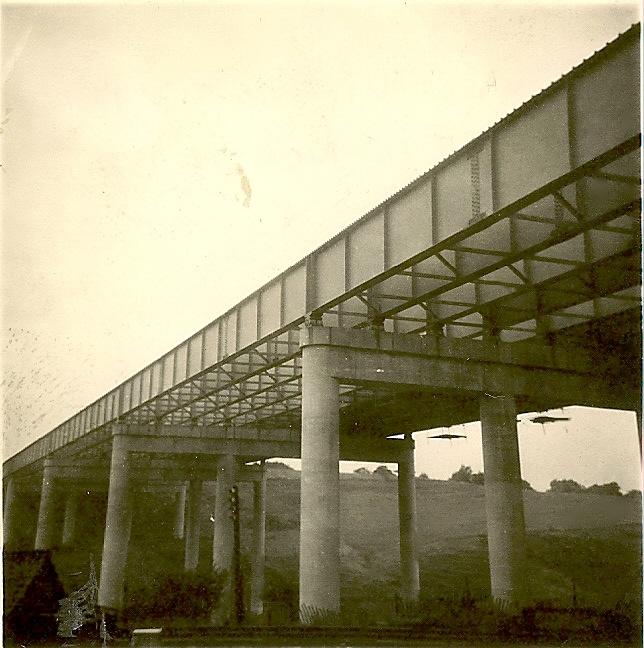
586,482,622,497
374,465,396,481
123,571,226,621
449,465,474,483
549,479,585,494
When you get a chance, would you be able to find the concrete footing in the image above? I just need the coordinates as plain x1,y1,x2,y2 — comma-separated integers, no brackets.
299,344,341,619
480,393,527,606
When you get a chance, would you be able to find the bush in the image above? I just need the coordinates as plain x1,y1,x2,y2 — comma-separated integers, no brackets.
470,472,485,485
549,480,623,496
124,571,226,621
549,479,585,494
586,482,622,497
449,465,474,483
374,465,396,481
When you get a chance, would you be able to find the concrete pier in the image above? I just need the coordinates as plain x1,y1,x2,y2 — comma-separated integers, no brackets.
98,434,134,610
174,483,187,540
184,480,202,571
3,477,19,547
62,491,80,546
398,437,420,603
250,464,267,616
212,454,235,575
480,393,527,606
299,343,341,618
35,460,60,550
635,409,641,460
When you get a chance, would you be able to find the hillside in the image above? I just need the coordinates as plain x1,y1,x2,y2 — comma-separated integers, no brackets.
47,471,641,621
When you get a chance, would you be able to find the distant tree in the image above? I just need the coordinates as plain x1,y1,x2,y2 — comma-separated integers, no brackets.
373,465,396,481
470,472,485,485
353,467,371,476
417,472,430,481
625,489,642,498
586,482,622,497
449,465,474,483
549,479,585,494
522,479,534,491
266,461,295,471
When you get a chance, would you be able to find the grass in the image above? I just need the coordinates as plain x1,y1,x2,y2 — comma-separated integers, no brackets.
31,470,641,629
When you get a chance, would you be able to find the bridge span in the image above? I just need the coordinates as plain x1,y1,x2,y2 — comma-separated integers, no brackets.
3,24,641,620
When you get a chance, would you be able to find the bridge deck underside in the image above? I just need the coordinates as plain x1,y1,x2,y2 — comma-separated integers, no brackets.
4,24,641,478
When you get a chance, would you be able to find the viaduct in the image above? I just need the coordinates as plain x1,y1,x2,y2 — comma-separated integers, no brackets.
3,25,641,621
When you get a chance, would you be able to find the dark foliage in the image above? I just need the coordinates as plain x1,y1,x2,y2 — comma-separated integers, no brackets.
4,550,66,641
373,465,396,480
550,479,623,496
123,570,225,621
449,465,533,490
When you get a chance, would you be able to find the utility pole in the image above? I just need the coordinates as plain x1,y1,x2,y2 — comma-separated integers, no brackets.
229,485,245,624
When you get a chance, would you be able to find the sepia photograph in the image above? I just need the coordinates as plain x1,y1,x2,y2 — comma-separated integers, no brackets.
2,1,642,646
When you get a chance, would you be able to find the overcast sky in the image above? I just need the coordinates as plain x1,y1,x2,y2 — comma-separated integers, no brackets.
2,1,641,492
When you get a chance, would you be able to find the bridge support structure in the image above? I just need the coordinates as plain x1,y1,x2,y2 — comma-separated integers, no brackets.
62,490,80,546
296,323,637,615
398,436,420,603
174,483,187,540
184,479,203,572
98,433,134,611
299,342,341,619
3,477,22,548
250,462,267,617
35,459,62,550
480,393,526,606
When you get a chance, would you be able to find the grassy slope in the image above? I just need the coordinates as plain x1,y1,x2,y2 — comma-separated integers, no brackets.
258,474,641,613
48,470,641,617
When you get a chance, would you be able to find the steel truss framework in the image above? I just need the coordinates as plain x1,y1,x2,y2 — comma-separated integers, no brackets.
4,26,641,478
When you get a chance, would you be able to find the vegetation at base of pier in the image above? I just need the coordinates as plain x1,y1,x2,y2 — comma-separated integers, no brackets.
12,471,639,640
122,570,226,621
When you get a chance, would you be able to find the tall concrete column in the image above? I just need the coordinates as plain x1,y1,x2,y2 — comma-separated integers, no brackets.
174,483,187,540
212,454,236,574
4,477,20,548
62,491,80,546
480,393,526,606
250,464,267,616
98,434,134,611
398,438,420,603
299,343,340,618
184,480,202,571
35,460,61,550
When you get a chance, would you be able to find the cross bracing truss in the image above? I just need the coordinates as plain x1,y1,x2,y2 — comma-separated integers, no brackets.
4,24,641,477
115,138,639,432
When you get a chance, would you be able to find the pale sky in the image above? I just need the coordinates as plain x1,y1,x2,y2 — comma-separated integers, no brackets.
1,1,641,492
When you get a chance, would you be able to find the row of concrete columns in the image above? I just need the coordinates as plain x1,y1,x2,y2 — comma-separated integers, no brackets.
298,344,527,615
4,448,268,617
6,343,532,619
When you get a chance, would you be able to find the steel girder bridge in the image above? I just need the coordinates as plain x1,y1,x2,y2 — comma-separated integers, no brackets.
3,24,641,618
